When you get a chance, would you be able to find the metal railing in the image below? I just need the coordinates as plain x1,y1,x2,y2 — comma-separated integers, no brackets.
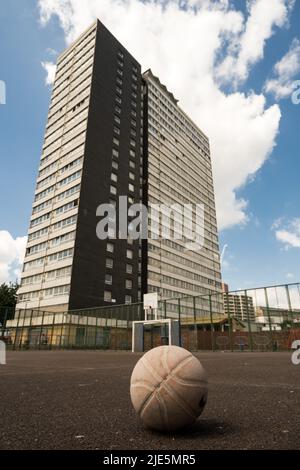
1,282,300,352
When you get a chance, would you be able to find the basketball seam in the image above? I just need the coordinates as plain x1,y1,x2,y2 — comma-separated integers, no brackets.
169,376,207,387
168,354,194,376
163,355,204,416
155,390,169,430
138,384,156,417
143,352,193,385
162,380,196,419
131,381,156,393
162,347,171,375
137,358,164,417
138,355,194,417
142,357,164,383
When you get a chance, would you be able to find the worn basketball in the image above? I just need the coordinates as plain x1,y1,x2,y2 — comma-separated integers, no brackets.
130,345,208,431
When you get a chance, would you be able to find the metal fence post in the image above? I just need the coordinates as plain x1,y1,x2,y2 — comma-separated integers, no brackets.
13,309,21,350
1,307,9,337
225,292,233,352
39,311,45,350
264,288,274,349
178,298,182,347
244,290,253,352
28,309,34,349
285,285,293,326
67,313,72,349
49,312,56,349
19,310,27,350
59,313,65,349
193,296,197,350
209,294,215,352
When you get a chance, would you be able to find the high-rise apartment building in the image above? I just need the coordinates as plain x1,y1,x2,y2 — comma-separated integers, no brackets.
222,284,255,323
16,19,222,314
143,70,222,301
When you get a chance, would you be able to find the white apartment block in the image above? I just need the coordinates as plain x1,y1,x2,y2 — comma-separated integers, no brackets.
143,70,222,314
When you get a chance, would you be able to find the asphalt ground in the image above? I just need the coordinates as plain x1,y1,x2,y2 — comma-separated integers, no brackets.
0,350,299,450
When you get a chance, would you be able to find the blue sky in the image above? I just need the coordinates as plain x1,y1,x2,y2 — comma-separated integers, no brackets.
0,0,299,289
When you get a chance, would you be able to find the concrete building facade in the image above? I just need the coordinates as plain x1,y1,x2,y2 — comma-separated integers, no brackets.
16,20,222,315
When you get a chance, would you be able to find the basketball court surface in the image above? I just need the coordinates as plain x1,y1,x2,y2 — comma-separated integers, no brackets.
0,351,299,450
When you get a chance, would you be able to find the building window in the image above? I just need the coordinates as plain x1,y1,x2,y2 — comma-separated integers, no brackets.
129,160,135,169
130,149,135,158
126,279,132,290
107,242,114,253
114,126,120,135
127,249,133,259
116,96,122,104
110,185,117,195
129,183,134,192
105,274,112,285
111,173,118,183
113,137,119,146
106,258,114,269
125,295,132,304
112,161,118,171
129,172,135,181
115,105,121,114
126,264,133,274
112,148,119,158
131,119,136,127
114,115,121,125
128,196,134,205
118,51,124,59
117,69,123,77
104,291,112,302
116,77,123,86
116,86,122,95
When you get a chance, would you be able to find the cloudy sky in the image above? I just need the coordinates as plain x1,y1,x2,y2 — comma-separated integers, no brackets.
0,0,299,290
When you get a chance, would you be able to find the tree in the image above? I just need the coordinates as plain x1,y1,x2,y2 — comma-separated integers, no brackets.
0,282,19,325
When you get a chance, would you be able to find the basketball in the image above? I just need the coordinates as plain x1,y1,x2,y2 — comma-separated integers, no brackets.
130,345,208,431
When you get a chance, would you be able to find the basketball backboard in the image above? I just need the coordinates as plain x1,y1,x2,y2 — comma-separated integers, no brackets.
143,293,158,310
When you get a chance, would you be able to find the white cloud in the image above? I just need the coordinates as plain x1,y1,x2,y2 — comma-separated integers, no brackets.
265,38,300,99
0,231,27,284
41,61,57,85
273,218,300,249
216,0,294,85
38,0,288,230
